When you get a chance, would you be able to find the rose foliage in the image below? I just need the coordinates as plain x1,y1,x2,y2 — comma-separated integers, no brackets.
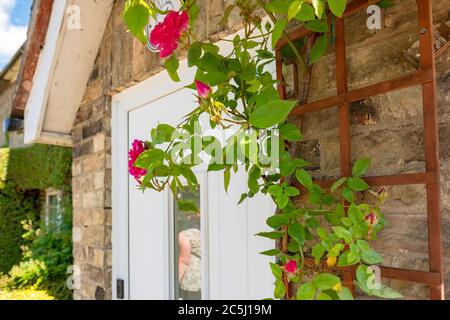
123,0,402,300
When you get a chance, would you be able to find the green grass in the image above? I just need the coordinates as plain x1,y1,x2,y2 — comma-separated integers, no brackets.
0,288,55,300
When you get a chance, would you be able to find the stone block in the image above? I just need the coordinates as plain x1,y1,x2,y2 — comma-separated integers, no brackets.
82,191,104,209
93,170,105,190
80,226,107,247
82,153,106,172
82,119,103,140
93,134,106,153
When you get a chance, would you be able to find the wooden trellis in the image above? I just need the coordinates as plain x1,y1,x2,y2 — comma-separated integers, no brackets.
275,0,444,300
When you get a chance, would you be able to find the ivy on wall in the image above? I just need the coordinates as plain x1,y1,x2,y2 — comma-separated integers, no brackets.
0,144,72,191
0,144,72,274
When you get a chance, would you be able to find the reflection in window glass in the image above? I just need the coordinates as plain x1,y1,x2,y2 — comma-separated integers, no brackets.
46,191,64,233
174,186,201,300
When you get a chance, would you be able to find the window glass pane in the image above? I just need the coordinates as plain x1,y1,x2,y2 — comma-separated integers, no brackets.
174,186,201,300
46,193,64,232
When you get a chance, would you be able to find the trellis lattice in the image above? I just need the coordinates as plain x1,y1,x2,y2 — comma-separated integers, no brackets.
275,0,444,300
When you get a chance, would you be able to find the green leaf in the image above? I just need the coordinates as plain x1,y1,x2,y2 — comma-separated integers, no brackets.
352,158,371,176
260,249,281,256
296,283,316,300
295,169,313,190
317,227,328,240
188,43,202,67
348,204,364,223
361,249,384,265
347,177,370,192
341,217,352,226
274,279,286,299
356,240,371,253
165,55,180,82
356,265,369,284
197,52,225,73
305,20,329,33
295,3,315,21
338,250,359,267
288,223,305,245
248,165,261,194
177,199,200,213
238,193,248,205
317,292,332,300
134,149,166,169
272,19,288,49
325,203,345,226
256,87,279,108
180,166,198,185
123,0,151,43
306,217,319,229
249,99,297,129
332,226,352,243
355,265,402,299
331,177,347,192
342,187,355,203
240,63,257,81
312,243,326,264
310,35,328,63
224,167,231,193
312,0,325,18
371,286,403,299
268,185,283,197
328,0,347,17
337,287,354,300
288,0,303,20
285,186,300,197
279,123,303,141
205,71,228,86
256,49,275,60
276,193,289,209
313,273,341,290
266,214,290,229
256,231,284,240
266,0,291,13
151,124,175,144
270,262,283,279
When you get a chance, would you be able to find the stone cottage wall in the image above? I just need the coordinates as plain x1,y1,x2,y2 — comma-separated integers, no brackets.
71,0,450,299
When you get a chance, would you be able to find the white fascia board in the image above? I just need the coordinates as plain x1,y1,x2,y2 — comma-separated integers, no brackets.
24,0,114,147
24,0,67,145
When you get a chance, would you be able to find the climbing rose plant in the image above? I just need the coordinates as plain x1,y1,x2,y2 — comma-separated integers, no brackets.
123,0,402,300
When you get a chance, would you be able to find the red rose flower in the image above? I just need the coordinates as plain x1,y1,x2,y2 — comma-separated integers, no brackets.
129,139,147,182
285,260,298,274
195,80,211,98
150,11,189,58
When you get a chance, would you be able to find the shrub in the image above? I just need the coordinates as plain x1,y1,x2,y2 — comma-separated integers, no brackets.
0,185,40,273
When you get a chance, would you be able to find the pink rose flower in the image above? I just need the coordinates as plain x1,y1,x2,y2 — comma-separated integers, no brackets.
377,187,386,196
150,10,189,58
195,80,211,98
285,260,298,274
365,212,378,226
129,139,147,182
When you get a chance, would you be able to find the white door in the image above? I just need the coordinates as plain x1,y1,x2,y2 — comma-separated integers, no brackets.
112,35,276,300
